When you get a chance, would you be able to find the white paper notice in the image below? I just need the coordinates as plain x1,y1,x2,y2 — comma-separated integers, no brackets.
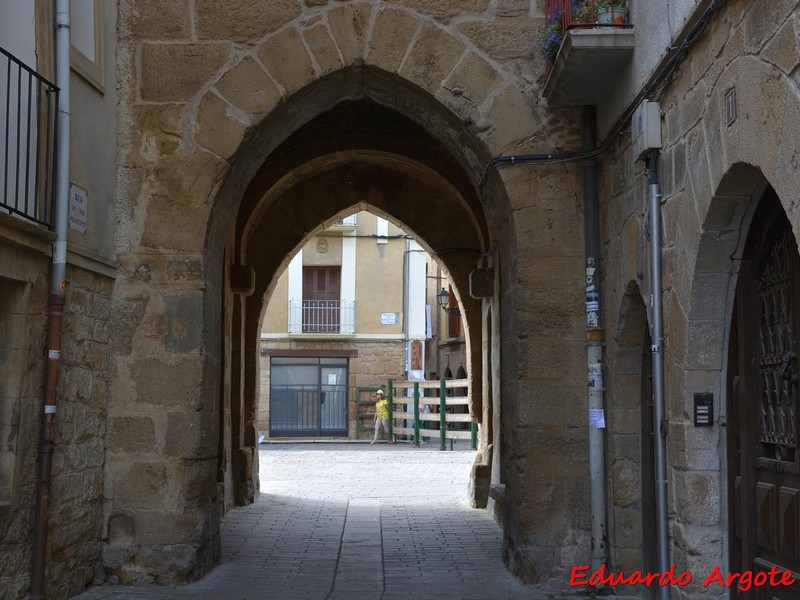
328,374,337,385
589,408,606,429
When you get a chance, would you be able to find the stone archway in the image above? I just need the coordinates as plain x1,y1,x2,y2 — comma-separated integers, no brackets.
206,69,506,515
111,0,587,586
605,281,654,578
112,48,515,593
650,49,800,585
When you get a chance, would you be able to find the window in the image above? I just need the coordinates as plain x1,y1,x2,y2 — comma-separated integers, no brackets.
447,285,461,338
269,356,349,436
376,216,388,244
70,0,105,91
302,267,341,333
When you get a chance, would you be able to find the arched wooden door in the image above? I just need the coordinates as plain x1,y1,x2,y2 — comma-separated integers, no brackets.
729,188,800,598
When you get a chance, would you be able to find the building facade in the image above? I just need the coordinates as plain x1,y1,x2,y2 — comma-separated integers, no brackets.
1,1,117,597
258,211,430,440
0,0,798,598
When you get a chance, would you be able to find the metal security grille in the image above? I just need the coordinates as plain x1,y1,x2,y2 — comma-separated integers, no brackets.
269,357,348,437
758,230,798,461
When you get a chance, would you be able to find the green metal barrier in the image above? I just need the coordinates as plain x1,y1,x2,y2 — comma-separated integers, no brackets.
413,382,420,447
439,378,447,451
387,378,394,444
386,377,475,450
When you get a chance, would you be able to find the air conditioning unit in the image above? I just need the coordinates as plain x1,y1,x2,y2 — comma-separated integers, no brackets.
631,100,662,162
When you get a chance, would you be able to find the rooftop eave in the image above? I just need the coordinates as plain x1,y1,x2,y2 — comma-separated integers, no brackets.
542,27,635,107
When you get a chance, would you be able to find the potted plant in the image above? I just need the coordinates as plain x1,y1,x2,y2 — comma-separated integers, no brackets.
571,0,595,26
540,9,563,77
595,0,628,25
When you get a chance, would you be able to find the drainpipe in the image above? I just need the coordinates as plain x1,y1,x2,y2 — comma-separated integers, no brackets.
435,265,442,378
403,239,410,377
583,106,608,578
647,149,670,599
30,1,70,598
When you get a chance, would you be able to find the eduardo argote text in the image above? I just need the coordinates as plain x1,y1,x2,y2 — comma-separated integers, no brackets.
570,564,796,592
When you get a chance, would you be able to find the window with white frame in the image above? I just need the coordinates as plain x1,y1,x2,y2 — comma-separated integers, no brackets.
70,0,104,91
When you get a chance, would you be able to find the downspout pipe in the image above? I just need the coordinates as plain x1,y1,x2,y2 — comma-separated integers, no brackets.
31,1,70,597
582,106,608,579
647,149,670,599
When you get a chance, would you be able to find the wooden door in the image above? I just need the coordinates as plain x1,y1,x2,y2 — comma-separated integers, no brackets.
302,267,340,333
730,190,800,598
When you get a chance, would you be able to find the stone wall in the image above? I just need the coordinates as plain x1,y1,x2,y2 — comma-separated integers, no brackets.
0,227,51,599
599,0,800,596
113,0,588,586
49,260,114,599
0,219,112,599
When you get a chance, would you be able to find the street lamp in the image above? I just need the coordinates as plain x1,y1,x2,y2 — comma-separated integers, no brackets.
437,287,461,316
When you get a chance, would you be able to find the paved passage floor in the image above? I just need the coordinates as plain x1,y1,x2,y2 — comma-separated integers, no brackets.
73,442,595,600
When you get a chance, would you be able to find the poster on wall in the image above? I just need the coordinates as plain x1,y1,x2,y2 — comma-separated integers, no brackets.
411,340,423,371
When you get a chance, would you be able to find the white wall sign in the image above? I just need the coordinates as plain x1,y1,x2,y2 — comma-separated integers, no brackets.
68,184,88,234
380,312,398,325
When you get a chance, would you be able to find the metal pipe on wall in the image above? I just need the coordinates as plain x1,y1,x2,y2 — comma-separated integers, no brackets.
647,149,670,599
582,106,608,577
31,1,71,597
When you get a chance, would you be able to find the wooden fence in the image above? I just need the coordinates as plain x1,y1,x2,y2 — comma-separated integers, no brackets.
386,378,477,450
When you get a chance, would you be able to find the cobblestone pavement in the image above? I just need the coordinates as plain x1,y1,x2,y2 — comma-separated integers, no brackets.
73,442,609,600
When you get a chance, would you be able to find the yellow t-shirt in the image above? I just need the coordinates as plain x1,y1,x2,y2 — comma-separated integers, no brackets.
375,398,389,420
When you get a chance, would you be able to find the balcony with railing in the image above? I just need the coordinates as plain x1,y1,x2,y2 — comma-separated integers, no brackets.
288,300,356,335
325,213,358,234
1,47,58,229
541,0,635,106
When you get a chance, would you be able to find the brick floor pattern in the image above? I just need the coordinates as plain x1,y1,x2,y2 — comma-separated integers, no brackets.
73,443,597,600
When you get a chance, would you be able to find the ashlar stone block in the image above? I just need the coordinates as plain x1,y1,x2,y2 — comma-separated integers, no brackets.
438,51,504,121
140,43,231,103
478,85,541,155
257,28,316,94
120,0,191,40
215,57,281,120
496,0,530,16
399,23,466,95
164,410,215,458
195,92,249,160
129,356,204,410
139,199,209,253
112,463,169,510
390,0,489,20
108,416,156,454
328,3,373,65
194,0,302,42
757,69,789,178
672,470,721,526
366,8,418,72
302,24,344,75
457,17,540,61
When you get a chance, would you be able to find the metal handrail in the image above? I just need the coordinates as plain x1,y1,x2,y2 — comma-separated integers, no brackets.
288,299,356,334
1,47,58,229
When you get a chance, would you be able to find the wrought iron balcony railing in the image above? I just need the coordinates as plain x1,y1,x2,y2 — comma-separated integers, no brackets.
1,47,58,229
288,300,356,334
